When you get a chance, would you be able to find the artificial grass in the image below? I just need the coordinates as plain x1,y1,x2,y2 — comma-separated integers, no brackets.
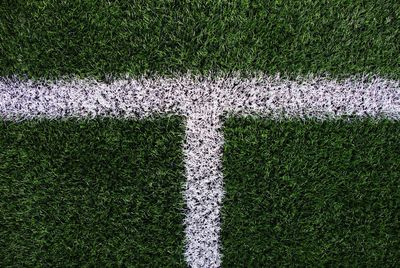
1,0,399,79
222,118,400,267
0,117,186,267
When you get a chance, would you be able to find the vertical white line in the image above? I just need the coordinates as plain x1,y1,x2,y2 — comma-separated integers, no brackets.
183,106,224,268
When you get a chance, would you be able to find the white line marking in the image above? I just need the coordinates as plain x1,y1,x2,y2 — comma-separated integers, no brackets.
1,75,399,267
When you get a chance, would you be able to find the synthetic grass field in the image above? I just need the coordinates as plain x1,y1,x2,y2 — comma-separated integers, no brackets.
1,0,400,267
222,118,400,266
1,0,399,79
0,118,186,267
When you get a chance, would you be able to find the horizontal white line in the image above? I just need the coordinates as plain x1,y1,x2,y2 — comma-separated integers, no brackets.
224,76,400,119
1,75,399,120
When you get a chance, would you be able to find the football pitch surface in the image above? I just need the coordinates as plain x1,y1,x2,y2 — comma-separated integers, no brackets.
1,118,187,267
222,118,399,266
1,77,399,267
1,0,400,267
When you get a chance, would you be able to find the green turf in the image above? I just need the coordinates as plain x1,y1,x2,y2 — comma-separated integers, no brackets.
222,118,400,266
0,117,186,267
1,0,399,79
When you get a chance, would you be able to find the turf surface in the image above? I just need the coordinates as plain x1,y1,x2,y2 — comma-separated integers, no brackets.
1,0,399,79
0,117,186,267
222,118,400,267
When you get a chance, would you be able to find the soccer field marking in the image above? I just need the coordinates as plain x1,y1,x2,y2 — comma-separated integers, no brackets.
1,75,399,268
184,109,224,268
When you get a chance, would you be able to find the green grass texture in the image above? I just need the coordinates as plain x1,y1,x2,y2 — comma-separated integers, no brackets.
1,0,399,79
222,118,400,266
0,117,186,267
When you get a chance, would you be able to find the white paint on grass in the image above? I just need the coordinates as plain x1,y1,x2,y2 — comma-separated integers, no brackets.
1,75,399,268
183,111,224,268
